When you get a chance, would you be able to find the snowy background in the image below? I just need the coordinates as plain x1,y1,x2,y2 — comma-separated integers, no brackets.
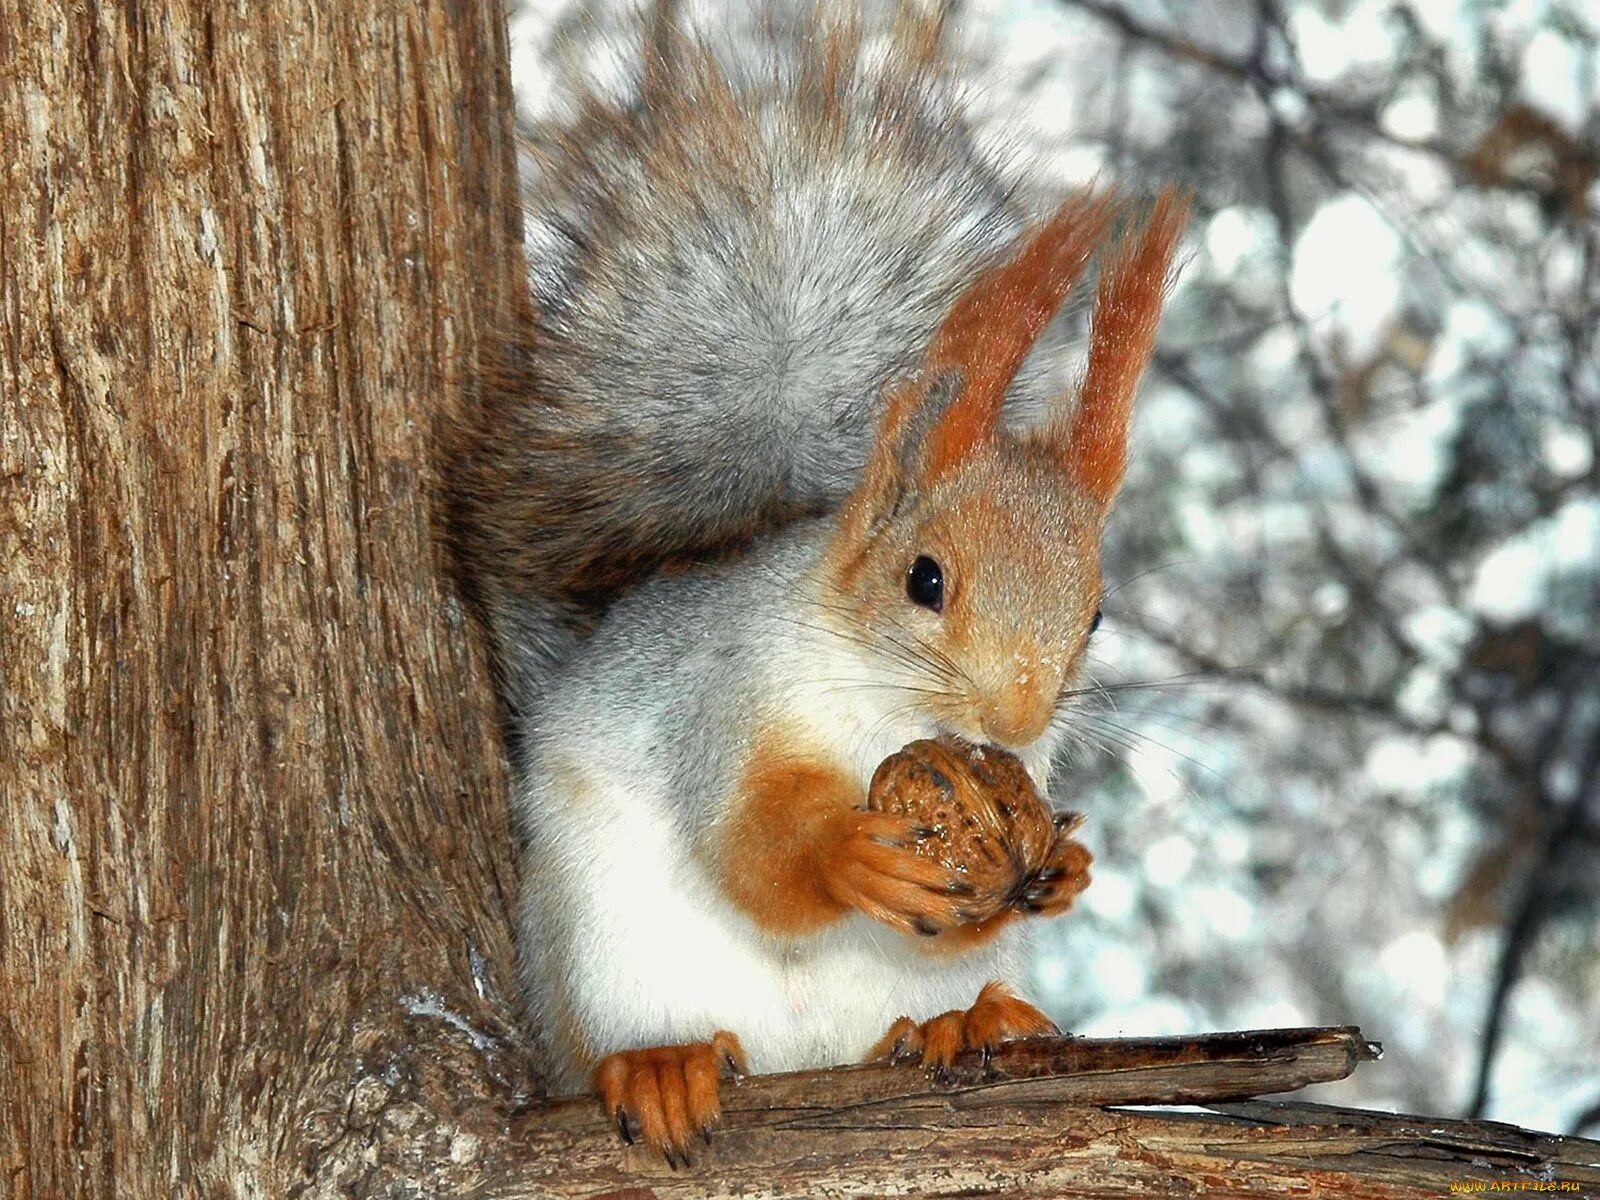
506,0,1600,1135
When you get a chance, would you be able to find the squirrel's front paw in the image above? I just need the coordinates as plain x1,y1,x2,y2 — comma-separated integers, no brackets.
820,809,980,937
592,1031,747,1167
869,980,1058,1080
1012,813,1093,916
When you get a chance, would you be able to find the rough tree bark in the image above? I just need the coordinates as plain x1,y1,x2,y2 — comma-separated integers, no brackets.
6,3,1600,1199
0,2,530,1196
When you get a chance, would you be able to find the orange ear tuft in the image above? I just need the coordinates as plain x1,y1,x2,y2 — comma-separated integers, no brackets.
919,192,1120,480
1058,187,1190,505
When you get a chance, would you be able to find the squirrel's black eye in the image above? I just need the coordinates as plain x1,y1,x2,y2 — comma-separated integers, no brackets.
1090,608,1103,635
906,556,944,612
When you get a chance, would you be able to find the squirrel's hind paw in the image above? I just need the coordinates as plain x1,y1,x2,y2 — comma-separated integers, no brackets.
869,981,1057,1079
592,1031,747,1166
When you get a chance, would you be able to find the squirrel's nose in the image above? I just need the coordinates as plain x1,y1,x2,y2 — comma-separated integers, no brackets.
979,677,1053,748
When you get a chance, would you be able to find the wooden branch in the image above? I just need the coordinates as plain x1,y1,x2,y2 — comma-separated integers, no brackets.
480,1029,1596,1199
530,1025,1381,1132
495,1104,1600,1200
291,1022,1592,1198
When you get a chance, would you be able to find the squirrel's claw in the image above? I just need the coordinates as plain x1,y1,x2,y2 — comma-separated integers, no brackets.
1013,833,1093,918
592,1031,747,1166
868,981,1057,1078
871,1015,924,1064
823,811,976,937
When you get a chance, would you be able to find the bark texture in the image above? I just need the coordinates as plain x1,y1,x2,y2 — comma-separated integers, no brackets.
0,2,528,1196
514,1099,1600,1199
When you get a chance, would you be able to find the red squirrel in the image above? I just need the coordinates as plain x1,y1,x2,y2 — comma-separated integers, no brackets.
447,3,1186,1163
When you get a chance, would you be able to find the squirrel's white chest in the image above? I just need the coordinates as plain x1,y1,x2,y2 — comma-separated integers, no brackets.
518,764,1025,1087
776,641,940,781
516,625,1055,1089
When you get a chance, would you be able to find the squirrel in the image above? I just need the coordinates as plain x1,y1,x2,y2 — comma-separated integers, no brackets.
446,1,1187,1163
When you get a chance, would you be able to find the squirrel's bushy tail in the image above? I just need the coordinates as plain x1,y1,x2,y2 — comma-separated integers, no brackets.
447,3,1044,712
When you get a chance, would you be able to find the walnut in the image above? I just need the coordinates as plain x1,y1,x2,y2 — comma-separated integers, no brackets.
867,736,1088,925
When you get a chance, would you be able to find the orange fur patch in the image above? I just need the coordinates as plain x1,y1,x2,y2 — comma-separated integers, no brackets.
921,192,1119,479
1062,188,1191,504
718,730,864,934
720,728,990,937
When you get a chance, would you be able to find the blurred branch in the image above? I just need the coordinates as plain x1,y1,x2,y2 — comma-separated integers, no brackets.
1059,0,1465,168
1153,350,1429,669
1253,138,1459,593
1120,612,1446,737
1118,607,1533,788
1467,736,1600,1118
1064,0,1596,229
1574,1096,1600,1138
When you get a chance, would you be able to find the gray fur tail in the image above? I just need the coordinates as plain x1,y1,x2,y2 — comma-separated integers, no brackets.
446,5,1027,716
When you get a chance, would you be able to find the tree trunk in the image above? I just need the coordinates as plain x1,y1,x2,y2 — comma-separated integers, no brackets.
0,2,528,1195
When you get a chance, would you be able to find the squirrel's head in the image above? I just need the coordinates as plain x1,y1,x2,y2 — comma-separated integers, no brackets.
824,189,1188,751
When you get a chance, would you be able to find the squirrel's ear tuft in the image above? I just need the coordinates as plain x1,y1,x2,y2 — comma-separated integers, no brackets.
845,373,943,532
916,192,1119,480
1052,187,1190,506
